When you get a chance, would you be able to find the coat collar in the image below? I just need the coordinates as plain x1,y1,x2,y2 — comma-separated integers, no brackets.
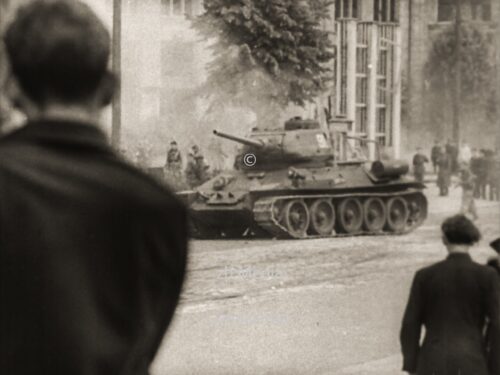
5,119,112,154
446,252,472,261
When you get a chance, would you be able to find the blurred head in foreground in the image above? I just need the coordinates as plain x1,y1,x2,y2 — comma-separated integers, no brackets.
441,214,481,251
3,0,115,119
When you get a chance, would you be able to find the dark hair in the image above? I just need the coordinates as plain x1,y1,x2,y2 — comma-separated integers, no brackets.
4,0,111,105
441,215,481,245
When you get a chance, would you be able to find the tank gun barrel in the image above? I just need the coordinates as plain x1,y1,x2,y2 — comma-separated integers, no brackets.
213,130,264,148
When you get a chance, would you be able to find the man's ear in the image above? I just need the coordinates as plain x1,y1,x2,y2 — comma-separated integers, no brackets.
97,70,117,107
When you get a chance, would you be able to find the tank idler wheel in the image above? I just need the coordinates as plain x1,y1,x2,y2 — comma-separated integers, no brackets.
309,199,336,236
405,194,428,230
386,197,409,233
337,198,363,234
363,197,387,233
283,199,310,238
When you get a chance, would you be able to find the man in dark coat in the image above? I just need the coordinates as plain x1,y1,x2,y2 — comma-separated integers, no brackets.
412,147,429,183
400,215,500,375
431,140,442,174
0,2,188,374
436,146,451,196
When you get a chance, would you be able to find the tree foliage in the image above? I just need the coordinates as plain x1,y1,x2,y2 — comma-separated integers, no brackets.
425,24,496,116
193,0,334,125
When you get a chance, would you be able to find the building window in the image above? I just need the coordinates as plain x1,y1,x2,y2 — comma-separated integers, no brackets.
374,0,396,22
335,0,358,19
438,0,492,22
161,0,193,17
470,1,491,21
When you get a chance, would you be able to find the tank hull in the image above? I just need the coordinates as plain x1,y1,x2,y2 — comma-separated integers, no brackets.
180,169,427,239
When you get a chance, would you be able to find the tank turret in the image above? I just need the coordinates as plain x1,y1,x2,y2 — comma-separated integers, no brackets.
214,119,334,169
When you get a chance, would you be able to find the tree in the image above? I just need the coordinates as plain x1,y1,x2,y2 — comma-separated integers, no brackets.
425,24,496,137
193,0,334,127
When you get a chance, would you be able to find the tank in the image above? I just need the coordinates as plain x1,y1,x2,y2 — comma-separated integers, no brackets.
178,118,427,239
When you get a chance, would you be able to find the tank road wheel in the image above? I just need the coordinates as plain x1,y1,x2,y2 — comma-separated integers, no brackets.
405,194,428,231
283,199,310,238
386,197,409,233
363,197,387,233
337,198,363,234
309,199,336,236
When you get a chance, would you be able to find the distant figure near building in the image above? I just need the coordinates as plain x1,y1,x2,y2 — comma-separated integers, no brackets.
436,146,451,196
165,140,182,177
458,141,472,166
459,166,478,220
0,2,188,374
430,140,441,174
412,147,429,183
446,139,459,174
400,215,500,375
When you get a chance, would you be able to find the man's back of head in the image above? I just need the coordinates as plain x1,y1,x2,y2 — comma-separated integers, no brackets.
4,0,112,108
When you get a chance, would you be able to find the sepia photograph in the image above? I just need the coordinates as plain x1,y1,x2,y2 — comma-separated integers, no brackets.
0,0,499,374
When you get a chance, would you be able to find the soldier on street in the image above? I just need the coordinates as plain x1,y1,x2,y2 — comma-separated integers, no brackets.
430,140,441,174
412,147,429,183
436,146,451,196
185,144,210,188
165,140,182,177
0,1,188,374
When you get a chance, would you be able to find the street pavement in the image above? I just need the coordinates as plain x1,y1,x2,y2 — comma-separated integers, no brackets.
151,185,500,375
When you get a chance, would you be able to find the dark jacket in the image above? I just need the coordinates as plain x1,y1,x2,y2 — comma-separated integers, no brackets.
400,253,500,375
488,258,500,275
0,120,188,375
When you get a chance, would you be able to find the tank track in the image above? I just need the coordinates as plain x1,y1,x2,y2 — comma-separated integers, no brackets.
253,190,427,239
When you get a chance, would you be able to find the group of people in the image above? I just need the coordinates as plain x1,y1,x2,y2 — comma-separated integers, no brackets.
401,215,500,375
413,140,500,221
165,141,211,189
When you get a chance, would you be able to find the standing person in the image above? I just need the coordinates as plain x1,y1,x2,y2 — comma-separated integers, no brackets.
446,139,459,174
430,140,441,174
165,140,183,178
185,144,209,188
459,166,478,220
475,150,488,199
0,2,188,374
436,146,451,196
458,141,472,166
412,147,429,183
400,215,500,375
470,149,480,198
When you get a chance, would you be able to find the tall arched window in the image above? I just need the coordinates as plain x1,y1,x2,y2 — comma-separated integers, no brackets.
374,0,396,22
335,0,358,19
438,0,492,22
